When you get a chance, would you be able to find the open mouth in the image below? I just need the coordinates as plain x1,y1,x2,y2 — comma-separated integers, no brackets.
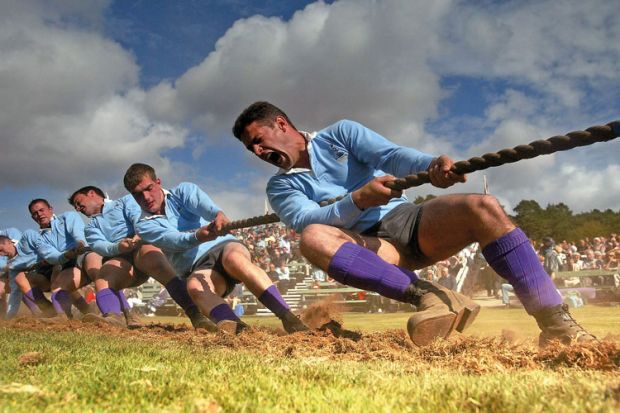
267,152,281,165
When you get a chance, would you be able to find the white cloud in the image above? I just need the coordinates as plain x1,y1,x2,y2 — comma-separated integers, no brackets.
146,0,453,148
0,0,187,192
1,0,618,230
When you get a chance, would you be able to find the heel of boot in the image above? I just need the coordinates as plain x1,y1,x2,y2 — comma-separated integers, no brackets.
455,303,481,332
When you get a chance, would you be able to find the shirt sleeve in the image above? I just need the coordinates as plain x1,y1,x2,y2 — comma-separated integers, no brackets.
136,216,201,252
85,219,119,257
176,182,222,222
335,120,434,176
36,235,66,265
267,177,364,233
65,212,88,246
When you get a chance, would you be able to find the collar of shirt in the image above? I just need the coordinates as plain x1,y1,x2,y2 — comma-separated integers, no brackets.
39,214,57,233
91,199,115,218
276,130,316,176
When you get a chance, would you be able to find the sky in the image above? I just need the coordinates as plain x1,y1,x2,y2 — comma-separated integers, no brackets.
0,0,618,231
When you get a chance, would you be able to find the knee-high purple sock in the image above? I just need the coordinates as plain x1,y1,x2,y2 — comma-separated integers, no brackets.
258,285,290,318
23,290,42,315
73,295,90,314
164,277,193,311
96,288,122,315
115,290,130,311
51,290,73,317
482,228,562,314
209,303,240,323
327,242,419,301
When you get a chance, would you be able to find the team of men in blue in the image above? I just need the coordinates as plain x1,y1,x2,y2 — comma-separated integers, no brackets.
0,101,595,346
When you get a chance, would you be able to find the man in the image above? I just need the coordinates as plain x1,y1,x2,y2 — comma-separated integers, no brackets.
232,101,594,346
31,198,99,321
0,228,22,317
0,230,56,319
123,163,307,334
69,185,216,330
541,237,562,277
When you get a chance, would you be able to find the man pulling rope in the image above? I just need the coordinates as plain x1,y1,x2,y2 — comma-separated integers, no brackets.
231,101,610,347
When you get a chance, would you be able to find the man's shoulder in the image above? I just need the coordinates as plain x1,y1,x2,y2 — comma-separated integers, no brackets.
21,229,40,241
315,119,360,139
170,182,200,195
57,210,81,223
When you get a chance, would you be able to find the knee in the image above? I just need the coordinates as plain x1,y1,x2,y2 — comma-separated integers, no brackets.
300,224,339,255
463,195,506,222
221,246,251,271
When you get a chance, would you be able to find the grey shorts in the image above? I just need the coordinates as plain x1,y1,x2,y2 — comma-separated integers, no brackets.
102,252,149,288
362,202,427,262
61,252,94,284
189,240,244,297
31,263,55,280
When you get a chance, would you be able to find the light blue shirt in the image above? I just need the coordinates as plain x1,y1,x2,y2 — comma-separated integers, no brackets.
8,229,43,277
85,195,141,257
0,228,21,271
135,182,235,276
36,211,87,265
267,120,434,233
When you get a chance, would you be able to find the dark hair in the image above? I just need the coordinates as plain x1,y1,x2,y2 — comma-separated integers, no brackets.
0,235,11,244
68,186,105,206
232,101,296,140
28,198,51,213
124,163,157,191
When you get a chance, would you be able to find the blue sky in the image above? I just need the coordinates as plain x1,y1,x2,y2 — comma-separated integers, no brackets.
0,0,618,232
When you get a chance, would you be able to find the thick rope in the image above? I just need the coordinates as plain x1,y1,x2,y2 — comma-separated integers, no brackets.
222,120,619,231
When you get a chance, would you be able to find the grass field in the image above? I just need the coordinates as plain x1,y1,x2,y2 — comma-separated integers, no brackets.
0,305,618,412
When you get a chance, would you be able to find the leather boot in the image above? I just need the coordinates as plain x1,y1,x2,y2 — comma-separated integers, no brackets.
216,319,249,335
533,304,596,347
404,279,480,346
185,306,218,332
123,309,143,329
280,311,309,334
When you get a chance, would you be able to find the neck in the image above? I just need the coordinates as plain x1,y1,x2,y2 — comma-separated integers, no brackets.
292,134,311,169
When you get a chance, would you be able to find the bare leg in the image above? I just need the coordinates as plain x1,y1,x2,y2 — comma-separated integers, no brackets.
415,194,514,268
134,244,176,285
186,270,229,315
300,224,404,270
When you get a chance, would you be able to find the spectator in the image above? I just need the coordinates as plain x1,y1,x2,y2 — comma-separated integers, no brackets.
541,237,561,277
568,252,584,271
437,266,457,290
266,263,279,282
275,263,290,281
604,251,619,271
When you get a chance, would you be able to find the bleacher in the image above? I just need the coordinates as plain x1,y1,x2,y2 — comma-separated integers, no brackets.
554,269,619,303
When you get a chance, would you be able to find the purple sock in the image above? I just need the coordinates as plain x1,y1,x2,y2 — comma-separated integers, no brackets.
165,277,193,310
96,288,122,315
31,287,52,306
327,242,419,301
115,290,130,312
482,228,562,314
73,295,90,314
258,285,290,318
23,290,42,315
209,303,240,323
51,290,73,317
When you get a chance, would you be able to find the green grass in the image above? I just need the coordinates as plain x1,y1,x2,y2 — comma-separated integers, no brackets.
0,306,618,412
242,305,620,339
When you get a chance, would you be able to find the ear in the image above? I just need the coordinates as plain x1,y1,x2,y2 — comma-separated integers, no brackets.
275,116,287,131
